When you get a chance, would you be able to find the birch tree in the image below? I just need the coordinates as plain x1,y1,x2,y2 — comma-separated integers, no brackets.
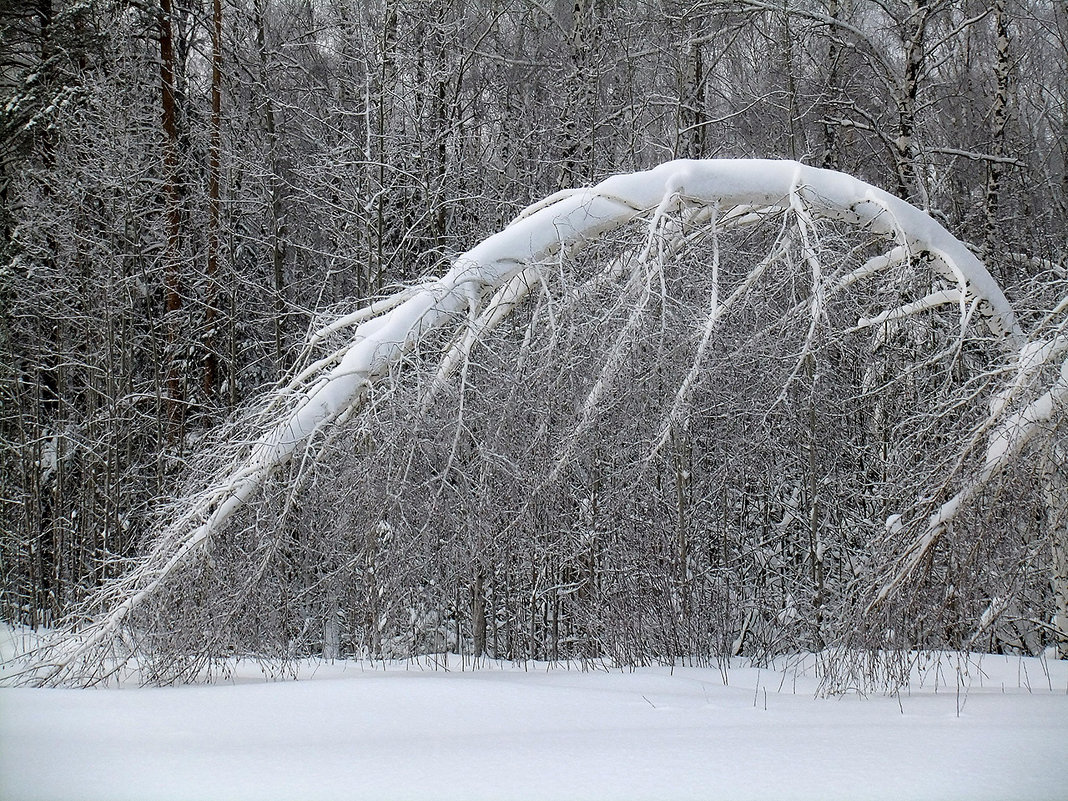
14,159,1067,688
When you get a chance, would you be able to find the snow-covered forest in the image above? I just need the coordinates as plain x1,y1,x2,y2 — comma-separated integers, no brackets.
1,0,1067,689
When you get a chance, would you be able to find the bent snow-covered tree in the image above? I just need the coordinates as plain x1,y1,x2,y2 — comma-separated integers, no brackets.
17,160,1068,686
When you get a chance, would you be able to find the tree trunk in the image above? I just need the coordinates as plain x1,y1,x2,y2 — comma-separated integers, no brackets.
982,0,1011,259
253,0,288,373
159,0,185,436
678,40,705,159
472,569,487,658
202,0,223,398
820,0,842,169
560,0,596,187
372,0,398,295
895,0,929,205
1045,430,1068,660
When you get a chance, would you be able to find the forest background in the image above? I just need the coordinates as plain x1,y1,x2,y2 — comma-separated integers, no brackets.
1,0,1066,677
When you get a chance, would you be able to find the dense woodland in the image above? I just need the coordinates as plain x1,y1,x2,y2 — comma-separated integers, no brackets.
1,0,1066,683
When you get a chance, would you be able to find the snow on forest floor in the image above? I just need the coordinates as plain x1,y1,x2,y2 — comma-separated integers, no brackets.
1,627,1066,801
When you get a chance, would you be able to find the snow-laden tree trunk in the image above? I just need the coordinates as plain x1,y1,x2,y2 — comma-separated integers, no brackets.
13,159,1031,686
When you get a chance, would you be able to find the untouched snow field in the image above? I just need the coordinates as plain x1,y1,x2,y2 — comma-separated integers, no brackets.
1,630,1066,801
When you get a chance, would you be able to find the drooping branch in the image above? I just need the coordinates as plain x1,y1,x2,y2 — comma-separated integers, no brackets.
874,334,1068,607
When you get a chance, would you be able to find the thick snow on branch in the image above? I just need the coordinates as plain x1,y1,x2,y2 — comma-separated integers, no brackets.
21,159,1024,685
851,288,963,332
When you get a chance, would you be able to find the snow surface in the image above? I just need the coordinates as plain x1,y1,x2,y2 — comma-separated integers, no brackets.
2,629,1066,801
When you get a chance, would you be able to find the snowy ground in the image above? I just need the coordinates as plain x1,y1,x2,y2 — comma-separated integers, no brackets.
1,629,1066,801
